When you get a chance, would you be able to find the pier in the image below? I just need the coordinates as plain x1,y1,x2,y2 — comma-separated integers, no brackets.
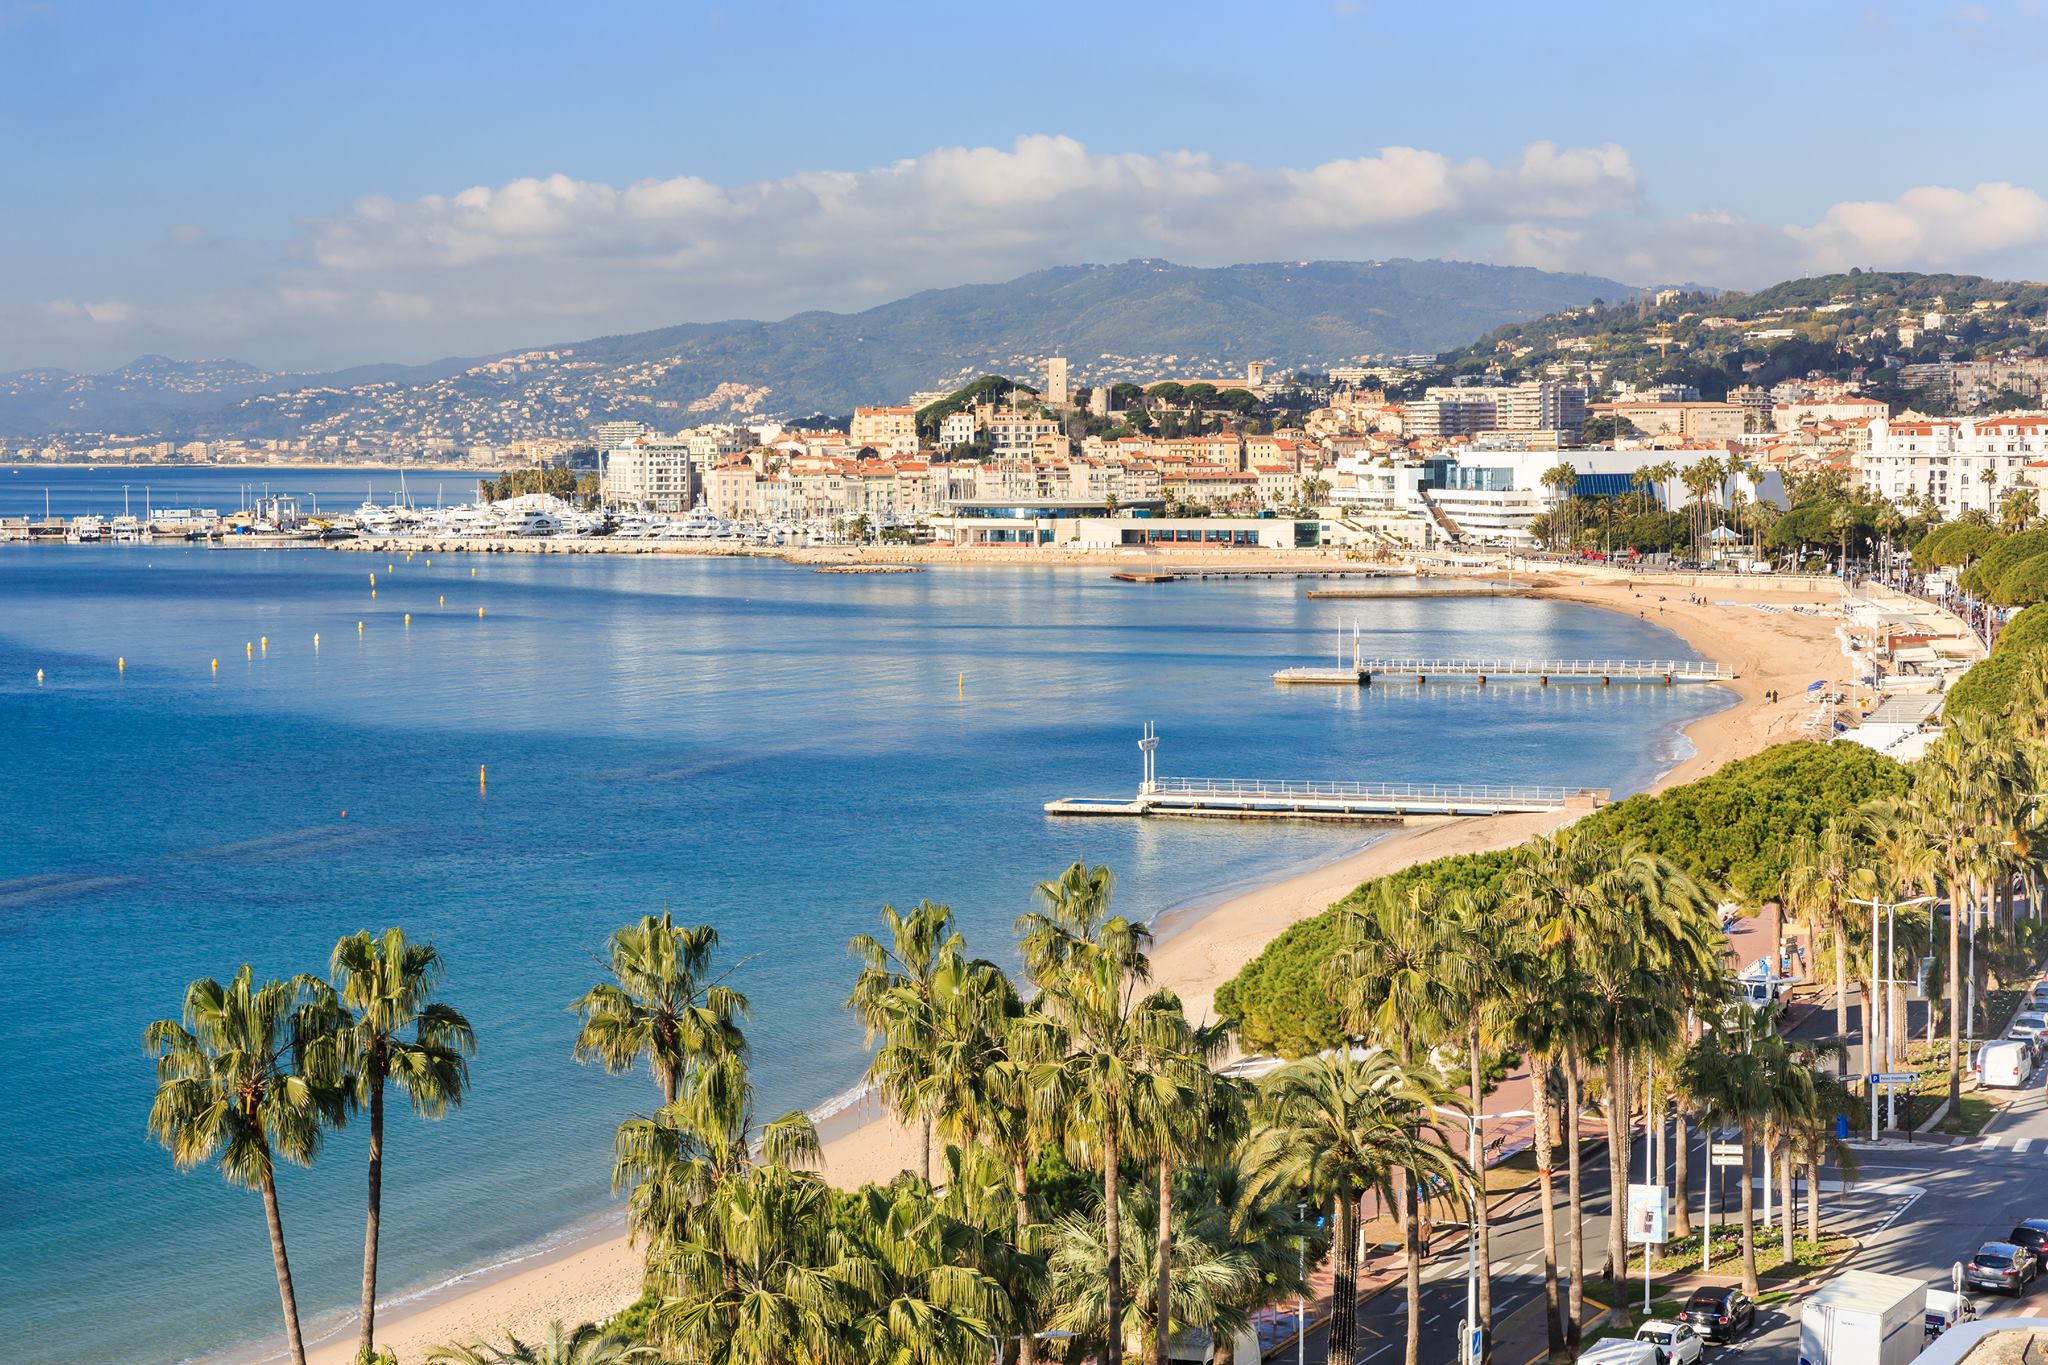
1107,566,1416,583
1044,725,1606,822
1273,655,1735,687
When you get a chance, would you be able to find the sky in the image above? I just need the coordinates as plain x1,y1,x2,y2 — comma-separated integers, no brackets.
7,0,2048,374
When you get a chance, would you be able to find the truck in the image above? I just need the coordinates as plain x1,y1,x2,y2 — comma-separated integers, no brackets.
1798,1269,1926,1365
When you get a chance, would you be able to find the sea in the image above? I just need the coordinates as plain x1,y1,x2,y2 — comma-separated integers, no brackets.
0,468,1733,1363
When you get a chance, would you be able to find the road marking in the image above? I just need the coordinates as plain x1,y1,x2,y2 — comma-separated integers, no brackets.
2020,1138,2035,1154
1982,1135,2006,1150
1871,1185,1927,1235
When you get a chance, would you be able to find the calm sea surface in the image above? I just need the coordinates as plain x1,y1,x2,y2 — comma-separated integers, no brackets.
0,473,1732,1363
1,464,484,520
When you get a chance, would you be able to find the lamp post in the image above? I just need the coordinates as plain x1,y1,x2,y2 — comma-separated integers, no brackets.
1296,1200,1306,1365
1850,893,1935,1140
1431,1105,1531,1364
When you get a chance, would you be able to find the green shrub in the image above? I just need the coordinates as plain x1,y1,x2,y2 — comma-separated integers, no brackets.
1915,522,2002,569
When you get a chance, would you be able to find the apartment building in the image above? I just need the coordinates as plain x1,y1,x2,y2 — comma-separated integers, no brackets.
1862,414,2048,517
1598,401,1747,441
850,406,918,456
987,415,1062,459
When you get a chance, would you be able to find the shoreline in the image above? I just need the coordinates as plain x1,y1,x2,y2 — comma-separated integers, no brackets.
290,568,1852,1365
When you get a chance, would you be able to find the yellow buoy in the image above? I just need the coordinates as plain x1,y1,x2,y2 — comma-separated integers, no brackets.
404,613,411,626
958,671,964,697
371,588,377,598
36,668,44,684
426,558,432,566
211,658,219,673
478,607,485,618
357,621,364,635
247,642,254,657
260,636,268,653
118,657,125,672
439,595,445,606
479,764,487,792
370,572,376,585
470,568,476,577
387,563,394,572
313,633,320,646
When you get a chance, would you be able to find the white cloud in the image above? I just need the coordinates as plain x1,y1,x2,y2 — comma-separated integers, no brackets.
40,298,136,324
1786,182,2048,271
282,134,1644,327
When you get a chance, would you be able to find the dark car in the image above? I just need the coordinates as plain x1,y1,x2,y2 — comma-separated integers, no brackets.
1966,1241,2039,1296
1678,1285,1755,1341
2010,1219,2048,1255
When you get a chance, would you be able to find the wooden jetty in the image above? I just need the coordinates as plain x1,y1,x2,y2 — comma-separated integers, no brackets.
1108,566,1414,584
1274,655,1735,687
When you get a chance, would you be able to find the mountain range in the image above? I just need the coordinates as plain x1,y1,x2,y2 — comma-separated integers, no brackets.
0,258,1638,442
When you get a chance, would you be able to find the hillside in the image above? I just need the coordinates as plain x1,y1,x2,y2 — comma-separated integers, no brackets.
0,259,1630,442
1419,269,2048,402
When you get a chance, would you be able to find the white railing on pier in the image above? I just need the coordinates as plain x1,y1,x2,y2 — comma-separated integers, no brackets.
1346,656,1731,678
1151,777,1584,805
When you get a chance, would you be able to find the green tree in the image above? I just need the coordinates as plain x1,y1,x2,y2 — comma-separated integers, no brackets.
1782,824,1866,1040
1240,1051,1468,1365
330,928,475,1362
847,900,967,1182
144,967,345,1365
571,913,748,1107
426,1321,656,1365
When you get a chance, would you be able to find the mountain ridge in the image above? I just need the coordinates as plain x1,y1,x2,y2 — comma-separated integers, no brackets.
1,258,1639,441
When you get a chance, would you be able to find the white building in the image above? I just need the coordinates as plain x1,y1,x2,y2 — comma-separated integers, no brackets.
938,411,978,448
850,406,918,456
604,438,697,511
1861,414,2048,518
987,416,1061,460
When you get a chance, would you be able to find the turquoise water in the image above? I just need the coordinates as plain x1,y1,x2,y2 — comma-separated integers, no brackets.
0,538,1729,1363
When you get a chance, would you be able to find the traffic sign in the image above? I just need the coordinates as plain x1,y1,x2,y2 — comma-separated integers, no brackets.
1875,1071,1918,1084
1710,1142,1743,1158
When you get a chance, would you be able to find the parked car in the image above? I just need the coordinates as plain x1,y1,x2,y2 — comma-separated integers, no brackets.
1965,1240,2039,1296
2029,979,2048,1010
2008,1218,2048,1255
1633,1320,1704,1364
2008,1011,2048,1051
1578,1342,1658,1365
1678,1285,1755,1341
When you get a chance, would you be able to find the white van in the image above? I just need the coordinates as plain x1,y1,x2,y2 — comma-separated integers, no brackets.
1980,1039,2032,1088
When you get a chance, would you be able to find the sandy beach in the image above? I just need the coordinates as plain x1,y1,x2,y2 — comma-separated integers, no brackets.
300,568,1861,1364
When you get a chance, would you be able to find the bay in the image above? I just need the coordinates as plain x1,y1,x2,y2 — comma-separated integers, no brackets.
0,515,1729,1363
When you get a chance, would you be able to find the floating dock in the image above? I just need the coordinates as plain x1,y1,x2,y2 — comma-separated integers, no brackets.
1046,777,1605,822
1108,566,1416,583
1273,656,1735,687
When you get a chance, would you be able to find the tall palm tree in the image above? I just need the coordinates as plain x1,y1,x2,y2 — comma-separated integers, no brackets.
1433,889,1516,1359
426,1321,656,1365
1680,1017,1812,1295
1321,879,1453,1362
847,900,968,1182
572,912,747,1106
1024,929,1183,1365
144,967,345,1365
1496,919,1576,1363
1241,1050,1468,1365
1132,1021,1242,1365
1783,822,1866,1040
330,928,476,1362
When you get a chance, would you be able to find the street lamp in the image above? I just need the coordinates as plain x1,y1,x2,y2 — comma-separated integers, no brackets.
1850,893,1935,1140
1431,1104,1531,1364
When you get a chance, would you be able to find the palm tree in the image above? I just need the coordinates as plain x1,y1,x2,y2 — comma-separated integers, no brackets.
1783,823,1866,1041
426,1321,656,1365
331,928,476,1362
847,900,968,1181
1132,1021,1242,1365
1495,921,1576,1362
1830,504,1856,575
1680,1017,1812,1295
1241,1050,1468,1365
572,912,748,1106
1024,924,1183,1365
1321,880,1451,1360
144,967,345,1365
612,1050,820,1257
651,1162,852,1365
1785,1068,1860,1241
841,1180,1012,1365
1433,889,1515,1357
1540,464,1579,549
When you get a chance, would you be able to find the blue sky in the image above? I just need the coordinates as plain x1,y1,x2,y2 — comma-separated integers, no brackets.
6,0,2048,373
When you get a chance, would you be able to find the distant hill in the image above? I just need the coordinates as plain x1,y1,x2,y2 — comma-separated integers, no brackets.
1420,269,2048,401
0,258,1634,441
